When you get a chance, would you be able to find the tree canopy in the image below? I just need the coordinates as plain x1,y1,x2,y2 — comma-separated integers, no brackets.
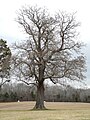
12,6,86,109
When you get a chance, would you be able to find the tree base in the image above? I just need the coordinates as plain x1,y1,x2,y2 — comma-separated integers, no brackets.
33,105,47,110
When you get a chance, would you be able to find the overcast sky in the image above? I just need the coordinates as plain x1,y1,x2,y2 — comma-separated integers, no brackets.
0,0,90,87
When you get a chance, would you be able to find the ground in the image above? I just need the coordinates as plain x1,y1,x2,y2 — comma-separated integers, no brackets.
0,101,90,120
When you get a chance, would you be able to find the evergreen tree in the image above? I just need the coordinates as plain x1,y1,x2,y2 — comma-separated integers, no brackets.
0,39,11,89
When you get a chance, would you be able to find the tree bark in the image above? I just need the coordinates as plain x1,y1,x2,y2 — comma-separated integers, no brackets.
34,82,46,109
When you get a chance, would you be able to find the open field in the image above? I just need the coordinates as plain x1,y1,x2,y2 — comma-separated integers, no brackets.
0,102,90,120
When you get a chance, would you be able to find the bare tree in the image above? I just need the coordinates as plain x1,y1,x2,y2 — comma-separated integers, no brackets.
12,6,86,109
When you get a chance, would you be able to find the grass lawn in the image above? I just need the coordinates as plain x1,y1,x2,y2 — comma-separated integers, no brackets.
0,102,90,120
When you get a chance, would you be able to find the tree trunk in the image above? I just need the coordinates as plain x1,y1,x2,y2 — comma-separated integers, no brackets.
34,82,46,109
0,86,1,92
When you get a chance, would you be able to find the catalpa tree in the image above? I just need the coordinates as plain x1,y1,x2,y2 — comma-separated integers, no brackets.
12,6,86,109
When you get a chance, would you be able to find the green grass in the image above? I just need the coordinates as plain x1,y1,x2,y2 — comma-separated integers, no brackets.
0,102,90,120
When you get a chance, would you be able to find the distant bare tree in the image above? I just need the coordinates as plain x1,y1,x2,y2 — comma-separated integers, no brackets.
12,6,86,109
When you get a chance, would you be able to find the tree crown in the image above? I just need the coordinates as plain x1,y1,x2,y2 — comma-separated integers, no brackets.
12,6,86,86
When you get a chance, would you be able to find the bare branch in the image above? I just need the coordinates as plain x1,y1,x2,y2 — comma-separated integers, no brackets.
12,6,86,88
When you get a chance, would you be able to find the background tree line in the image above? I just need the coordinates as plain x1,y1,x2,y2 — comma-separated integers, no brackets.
0,83,90,103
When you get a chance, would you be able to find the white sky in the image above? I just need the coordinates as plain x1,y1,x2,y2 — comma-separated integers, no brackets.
0,0,90,87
